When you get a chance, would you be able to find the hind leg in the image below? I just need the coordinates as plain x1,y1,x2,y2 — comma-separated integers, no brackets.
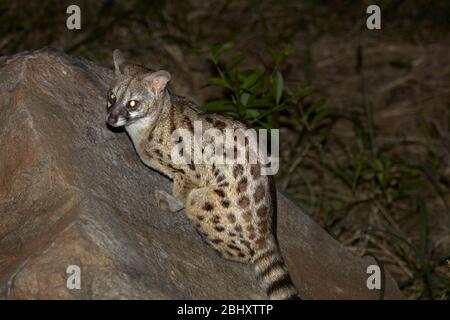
185,186,254,263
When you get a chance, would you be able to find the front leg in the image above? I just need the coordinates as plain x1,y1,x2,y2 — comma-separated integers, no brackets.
153,174,195,212
172,173,197,202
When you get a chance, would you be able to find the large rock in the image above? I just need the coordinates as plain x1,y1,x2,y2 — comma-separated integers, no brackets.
0,48,403,299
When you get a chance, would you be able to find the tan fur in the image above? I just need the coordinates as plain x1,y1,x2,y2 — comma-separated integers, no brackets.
106,50,300,300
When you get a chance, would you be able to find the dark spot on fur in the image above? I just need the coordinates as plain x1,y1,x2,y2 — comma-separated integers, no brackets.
255,237,266,249
238,196,250,209
237,177,248,193
214,189,226,198
235,225,243,232
169,105,176,133
227,213,236,223
221,200,230,208
214,226,225,232
239,239,252,250
256,205,268,218
215,120,226,130
243,211,252,223
233,164,244,178
184,116,194,133
258,219,269,234
144,149,153,158
254,184,265,203
212,215,221,224
225,250,235,257
203,202,214,211
227,244,241,251
250,164,261,180
210,238,223,244
216,175,225,183
154,149,163,158
218,182,229,187
196,215,204,221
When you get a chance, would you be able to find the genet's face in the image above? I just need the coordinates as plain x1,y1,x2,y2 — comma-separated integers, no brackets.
106,78,148,127
107,51,171,128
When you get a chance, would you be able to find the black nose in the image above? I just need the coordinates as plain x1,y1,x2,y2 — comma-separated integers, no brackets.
107,115,118,126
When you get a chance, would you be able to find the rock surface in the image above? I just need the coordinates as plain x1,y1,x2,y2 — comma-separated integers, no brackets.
0,48,403,299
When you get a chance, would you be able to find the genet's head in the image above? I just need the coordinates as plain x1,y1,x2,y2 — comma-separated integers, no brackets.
106,49,171,127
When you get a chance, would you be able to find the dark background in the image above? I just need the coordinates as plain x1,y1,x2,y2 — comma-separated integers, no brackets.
1,0,449,299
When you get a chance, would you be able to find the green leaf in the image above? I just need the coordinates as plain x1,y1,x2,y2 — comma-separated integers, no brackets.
304,99,326,120
226,53,247,70
241,70,260,90
283,43,293,57
317,126,331,144
273,71,284,105
268,47,283,65
240,92,250,107
246,98,272,109
311,109,333,127
245,109,260,118
332,166,353,189
296,87,314,98
211,42,234,64
255,119,275,129
207,77,233,90
202,100,235,112
268,44,292,66
352,159,363,191
374,159,384,184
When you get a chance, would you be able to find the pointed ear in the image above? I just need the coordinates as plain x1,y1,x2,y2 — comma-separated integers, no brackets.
142,70,171,95
113,49,126,75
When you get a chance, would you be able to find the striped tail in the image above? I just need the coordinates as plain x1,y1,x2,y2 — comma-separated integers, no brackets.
251,241,301,300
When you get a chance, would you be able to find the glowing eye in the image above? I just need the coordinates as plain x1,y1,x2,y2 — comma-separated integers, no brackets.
128,100,138,108
108,92,116,104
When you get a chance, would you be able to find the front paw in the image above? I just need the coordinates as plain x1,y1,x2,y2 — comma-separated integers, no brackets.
153,190,170,211
153,190,184,212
